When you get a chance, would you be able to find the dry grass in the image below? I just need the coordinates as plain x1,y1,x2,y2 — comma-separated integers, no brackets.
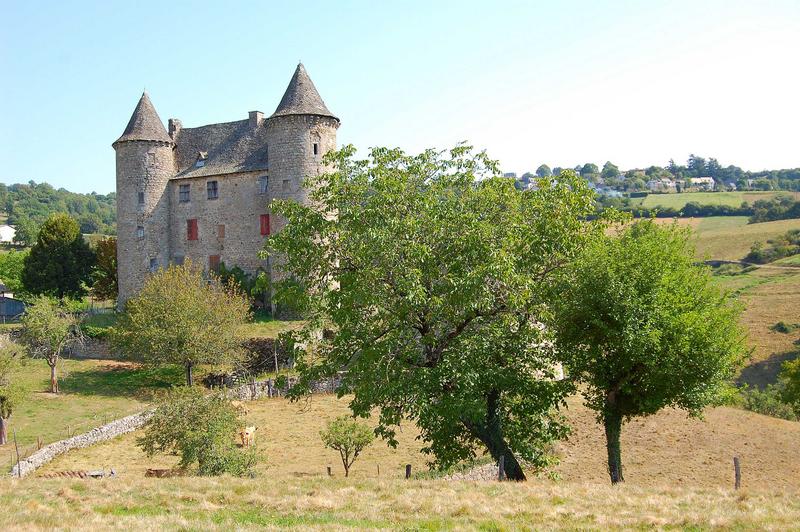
37,394,800,492
1,470,798,530
642,190,800,210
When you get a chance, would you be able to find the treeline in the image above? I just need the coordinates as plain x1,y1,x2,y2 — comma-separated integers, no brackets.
597,194,800,224
0,181,116,245
520,154,800,193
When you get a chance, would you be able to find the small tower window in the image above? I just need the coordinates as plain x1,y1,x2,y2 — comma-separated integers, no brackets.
149,258,158,272
258,176,268,195
282,179,290,191
136,226,144,239
137,191,145,205
179,184,190,203
207,180,219,200
313,143,319,156
147,152,156,166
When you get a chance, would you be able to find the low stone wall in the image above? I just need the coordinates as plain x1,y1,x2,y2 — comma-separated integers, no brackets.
67,338,118,360
10,412,151,478
9,376,340,478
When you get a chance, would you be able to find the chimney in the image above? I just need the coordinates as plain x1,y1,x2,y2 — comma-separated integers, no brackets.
249,111,264,128
168,118,182,140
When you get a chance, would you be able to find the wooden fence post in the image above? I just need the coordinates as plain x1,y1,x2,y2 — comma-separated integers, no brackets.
498,455,505,481
734,456,741,490
13,429,21,478
405,464,412,479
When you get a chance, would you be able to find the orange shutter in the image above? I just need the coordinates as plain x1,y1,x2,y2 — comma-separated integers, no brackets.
187,219,198,240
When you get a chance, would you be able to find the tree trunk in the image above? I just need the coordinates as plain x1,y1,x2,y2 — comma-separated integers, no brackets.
604,408,624,484
466,389,526,481
186,362,194,387
0,416,7,446
49,362,58,394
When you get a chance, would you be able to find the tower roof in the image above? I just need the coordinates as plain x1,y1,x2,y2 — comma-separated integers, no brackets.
270,63,338,121
114,92,173,145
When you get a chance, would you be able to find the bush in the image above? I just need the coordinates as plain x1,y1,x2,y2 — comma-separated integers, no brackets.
320,416,375,477
770,321,798,334
737,384,797,421
137,387,260,476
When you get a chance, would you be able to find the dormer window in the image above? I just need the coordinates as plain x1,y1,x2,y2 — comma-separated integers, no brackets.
195,151,208,168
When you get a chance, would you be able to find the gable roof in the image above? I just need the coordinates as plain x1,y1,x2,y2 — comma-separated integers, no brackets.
269,63,338,121
114,92,173,145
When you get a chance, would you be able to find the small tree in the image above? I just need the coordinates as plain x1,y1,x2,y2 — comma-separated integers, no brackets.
21,213,95,299
112,262,250,386
552,220,748,484
20,296,80,393
0,336,26,445
137,387,259,476
320,416,374,477
91,237,118,302
780,358,800,417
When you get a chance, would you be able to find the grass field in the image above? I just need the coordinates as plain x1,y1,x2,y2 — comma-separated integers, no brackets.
641,190,800,210
1,476,798,530
35,394,800,490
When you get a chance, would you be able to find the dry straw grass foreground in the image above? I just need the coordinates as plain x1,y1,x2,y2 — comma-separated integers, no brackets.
1,476,799,531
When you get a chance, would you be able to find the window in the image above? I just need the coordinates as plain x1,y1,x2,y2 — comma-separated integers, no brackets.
207,180,218,200
187,219,198,241
258,176,268,195
147,152,156,166
136,226,144,239
179,184,190,203
195,151,207,168
149,258,158,272
282,179,290,191
137,191,145,205
218,224,225,239
195,159,205,168
173,255,185,266
313,143,319,156
260,214,271,236
209,255,221,273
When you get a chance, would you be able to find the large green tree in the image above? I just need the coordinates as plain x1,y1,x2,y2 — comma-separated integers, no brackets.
22,213,95,299
266,145,609,480
112,263,250,386
551,220,748,484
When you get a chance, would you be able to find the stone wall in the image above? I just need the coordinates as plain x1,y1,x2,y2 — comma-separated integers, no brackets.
10,412,151,478
168,170,270,275
67,338,117,360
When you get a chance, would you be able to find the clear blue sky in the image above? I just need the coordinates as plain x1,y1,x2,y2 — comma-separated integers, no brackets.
1,0,798,194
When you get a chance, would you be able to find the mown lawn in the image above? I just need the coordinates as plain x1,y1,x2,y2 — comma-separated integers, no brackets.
1,476,798,530
642,190,799,210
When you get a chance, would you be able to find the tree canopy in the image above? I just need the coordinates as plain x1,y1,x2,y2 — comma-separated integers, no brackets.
21,213,95,299
20,296,80,393
112,263,251,386
91,237,118,301
551,220,748,483
266,144,610,480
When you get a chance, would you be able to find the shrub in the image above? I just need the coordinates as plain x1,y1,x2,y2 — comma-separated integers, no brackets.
738,384,797,421
770,321,798,334
780,358,800,417
137,386,260,476
320,416,374,477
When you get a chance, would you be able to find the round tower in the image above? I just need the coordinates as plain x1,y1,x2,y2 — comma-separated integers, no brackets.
113,92,175,307
265,63,340,312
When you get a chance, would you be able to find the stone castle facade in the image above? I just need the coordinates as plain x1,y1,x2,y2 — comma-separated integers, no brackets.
113,64,339,306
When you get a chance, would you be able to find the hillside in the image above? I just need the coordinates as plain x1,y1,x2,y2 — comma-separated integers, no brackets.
641,190,800,210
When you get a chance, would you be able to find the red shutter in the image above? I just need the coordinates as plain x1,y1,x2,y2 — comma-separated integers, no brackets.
209,255,220,272
260,214,270,236
187,219,198,241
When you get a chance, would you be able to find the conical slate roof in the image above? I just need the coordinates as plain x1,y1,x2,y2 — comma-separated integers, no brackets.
115,92,172,144
270,63,338,121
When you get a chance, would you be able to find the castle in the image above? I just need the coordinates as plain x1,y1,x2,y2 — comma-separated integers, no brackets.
113,64,339,306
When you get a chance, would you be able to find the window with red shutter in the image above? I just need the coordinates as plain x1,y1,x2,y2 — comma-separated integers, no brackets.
260,214,270,236
187,219,198,241
209,255,220,273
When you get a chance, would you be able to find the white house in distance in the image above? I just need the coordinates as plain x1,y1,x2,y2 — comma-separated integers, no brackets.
0,225,15,244
689,177,715,191
646,178,677,192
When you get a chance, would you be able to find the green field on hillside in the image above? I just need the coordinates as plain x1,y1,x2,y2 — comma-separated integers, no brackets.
642,190,799,209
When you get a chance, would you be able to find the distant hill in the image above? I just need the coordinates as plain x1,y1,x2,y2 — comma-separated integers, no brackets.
0,181,115,241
